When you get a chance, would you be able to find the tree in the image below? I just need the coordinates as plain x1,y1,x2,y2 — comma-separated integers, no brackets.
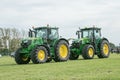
0,27,27,55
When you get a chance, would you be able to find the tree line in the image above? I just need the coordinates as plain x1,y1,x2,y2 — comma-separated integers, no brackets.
0,27,27,55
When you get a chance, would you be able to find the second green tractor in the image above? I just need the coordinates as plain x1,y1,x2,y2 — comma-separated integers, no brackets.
69,27,110,60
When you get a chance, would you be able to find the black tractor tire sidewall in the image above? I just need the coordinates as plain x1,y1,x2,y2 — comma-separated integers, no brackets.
31,46,48,64
82,44,95,59
98,40,110,58
69,52,79,60
15,48,30,64
54,40,70,62
46,57,52,62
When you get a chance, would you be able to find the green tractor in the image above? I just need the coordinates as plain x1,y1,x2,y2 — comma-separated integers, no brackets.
15,26,70,64
69,27,110,60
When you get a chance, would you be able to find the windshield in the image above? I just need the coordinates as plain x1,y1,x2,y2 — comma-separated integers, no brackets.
35,28,59,39
36,29,47,38
82,30,93,38
82,29,101,39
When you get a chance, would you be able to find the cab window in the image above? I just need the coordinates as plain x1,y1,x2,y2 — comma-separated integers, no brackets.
49,29,59,39
94,30,101,39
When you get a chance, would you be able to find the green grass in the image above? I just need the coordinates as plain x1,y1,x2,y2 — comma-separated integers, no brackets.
0,54,120,80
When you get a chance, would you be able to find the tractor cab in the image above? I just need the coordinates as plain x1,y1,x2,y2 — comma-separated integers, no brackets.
28,26,59,44
29,27,59,40
77,27,101,40
81,27,101,39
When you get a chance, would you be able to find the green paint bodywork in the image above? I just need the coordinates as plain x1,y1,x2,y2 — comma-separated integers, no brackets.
71,38,90,55
20,38,43,53
19,26,62,58
70,27,103,55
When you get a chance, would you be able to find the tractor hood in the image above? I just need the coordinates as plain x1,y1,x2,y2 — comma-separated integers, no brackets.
80,38,90,44
21,37,43,48
72,38,90,44
21,38,41,44
22,37,43,42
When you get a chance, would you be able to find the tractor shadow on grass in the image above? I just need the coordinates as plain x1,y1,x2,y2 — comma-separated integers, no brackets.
0,63,18,67
0,61,58,67
74,57,106,61
0,57,106,67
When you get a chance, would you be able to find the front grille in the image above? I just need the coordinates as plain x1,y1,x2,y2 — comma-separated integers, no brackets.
71,40,82,48
72,42,80,48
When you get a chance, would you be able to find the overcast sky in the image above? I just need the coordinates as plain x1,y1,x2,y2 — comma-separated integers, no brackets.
0,0,120,45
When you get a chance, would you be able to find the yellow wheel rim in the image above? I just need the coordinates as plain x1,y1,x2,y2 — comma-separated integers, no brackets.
88,48,94,57
38,50,45,60
59,44,68,58
103,44,109,55
22,57,28,61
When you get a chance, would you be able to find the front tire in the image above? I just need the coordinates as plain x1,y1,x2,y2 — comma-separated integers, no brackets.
15,48,30,64
69,52,79,60
31,46,48,64
97,40,110,58
46,57,52,62
82,45,95,59
54,40,70,62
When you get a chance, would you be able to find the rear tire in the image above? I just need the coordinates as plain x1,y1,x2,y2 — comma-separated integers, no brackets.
31,46,48,64
54,40,70,62
82,44,95,59
97,40,110,58
15,48,30,64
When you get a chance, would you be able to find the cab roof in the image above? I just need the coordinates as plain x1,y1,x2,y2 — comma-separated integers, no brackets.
34,26,58,30
81,27,101,31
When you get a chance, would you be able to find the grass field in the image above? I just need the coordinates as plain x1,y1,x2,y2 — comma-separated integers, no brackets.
0,54,120,80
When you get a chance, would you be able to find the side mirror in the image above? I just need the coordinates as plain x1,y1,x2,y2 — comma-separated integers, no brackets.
28,29,32,37
76,31,80,35
76,31,80,39
28,31,30,37
96,30,98,33
76,31,78,35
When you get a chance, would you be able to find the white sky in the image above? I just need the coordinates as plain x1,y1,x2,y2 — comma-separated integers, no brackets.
0,0,120,45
